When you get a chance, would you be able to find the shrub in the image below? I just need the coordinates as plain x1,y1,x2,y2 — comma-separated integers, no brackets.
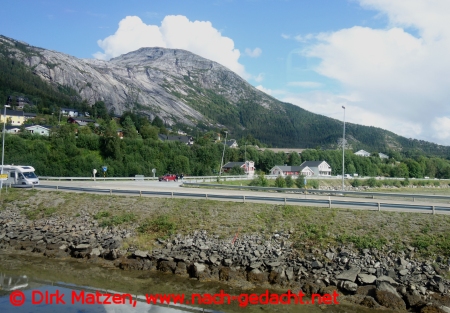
401,177,410,187
367,177,377,187
285,175,294,188
274,175,286,188
394,180,402,188
351,179,361,187
433,180,440,187
308,179,320,189
249,171,269,187
295,175,306,188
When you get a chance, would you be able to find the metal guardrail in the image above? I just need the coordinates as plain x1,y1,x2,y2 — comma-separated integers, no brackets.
35,184,450,214
182,182,450,203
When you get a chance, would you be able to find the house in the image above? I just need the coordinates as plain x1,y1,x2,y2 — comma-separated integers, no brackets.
354,150,371,157
0,109,26,125
25,125,51,136
60,108,79,117
270,164,315,177
67,117,96,126
158,134,194,145
24,112,37,120
222,161,255,176
379,153,389,159
225,139,239,148
3,125,21,134
299,161,332,176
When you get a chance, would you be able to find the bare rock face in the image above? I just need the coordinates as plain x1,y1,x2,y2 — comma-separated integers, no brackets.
0,36,277,128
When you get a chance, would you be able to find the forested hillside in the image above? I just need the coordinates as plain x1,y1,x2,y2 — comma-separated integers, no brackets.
1,34,450,157
4,121,450,179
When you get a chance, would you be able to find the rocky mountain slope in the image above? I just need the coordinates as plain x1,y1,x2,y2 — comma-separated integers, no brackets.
1,34,449,154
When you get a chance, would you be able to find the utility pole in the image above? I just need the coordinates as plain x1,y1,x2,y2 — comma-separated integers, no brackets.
342,106,346,191
218,131,228,180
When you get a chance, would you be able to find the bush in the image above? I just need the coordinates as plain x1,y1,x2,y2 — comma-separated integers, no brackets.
351,179,361,187
285,175,294,188
393,180,402,188
401,177,410,187
249,171,269,187
433,180,440,187
366,177,377,187
295,175,306,188
274,175,286,188
308,179,320,189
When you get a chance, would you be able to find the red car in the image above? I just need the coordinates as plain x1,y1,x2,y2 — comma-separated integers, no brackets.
159,174,178,182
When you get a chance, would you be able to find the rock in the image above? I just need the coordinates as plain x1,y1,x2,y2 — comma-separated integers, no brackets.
336,266,360,282
377,275,398,286
374,290,406,311
377,281,402,298
356,285,376,297
247,269,268,284
358,274,377,284
338,280,358,292
311,260,323,269
133,250,148,258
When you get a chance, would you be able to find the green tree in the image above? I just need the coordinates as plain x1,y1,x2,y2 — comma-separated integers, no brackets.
295,174,306,188
93,101,109,120
122,116,139,139
139,124,159,140
288,152,301,166
170,155,190,174
285,175,294,188
274,175,286,188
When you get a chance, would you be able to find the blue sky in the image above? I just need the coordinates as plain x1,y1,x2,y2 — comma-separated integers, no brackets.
2,0,450,145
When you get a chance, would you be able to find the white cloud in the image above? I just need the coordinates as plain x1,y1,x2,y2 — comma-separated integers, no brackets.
294,0,450,145
431,116,450,142
256,85,286,97
245,47,262,58
288,81,323,88
94,15,248,78
281,33,290,39
253,73,264,82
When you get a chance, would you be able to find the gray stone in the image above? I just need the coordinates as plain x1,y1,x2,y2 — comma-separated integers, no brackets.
376,281,401,299
358,274,377,284
377,275,398,286
134,250,148,258
336,266,361,282
311,260,323,269
399,269,408,276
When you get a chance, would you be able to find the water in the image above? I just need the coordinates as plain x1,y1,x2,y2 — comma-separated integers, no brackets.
0,251,394,313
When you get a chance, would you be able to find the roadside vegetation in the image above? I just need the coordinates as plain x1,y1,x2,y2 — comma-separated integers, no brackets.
3,188,450,259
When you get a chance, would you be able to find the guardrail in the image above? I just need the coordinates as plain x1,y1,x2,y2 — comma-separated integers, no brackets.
182,182,450,203
34,184,450,214
38,175,255,182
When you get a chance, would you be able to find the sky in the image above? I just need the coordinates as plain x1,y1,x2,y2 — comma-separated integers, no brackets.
1,0,450,146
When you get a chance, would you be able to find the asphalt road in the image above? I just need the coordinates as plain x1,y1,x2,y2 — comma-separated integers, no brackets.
35,180,450,215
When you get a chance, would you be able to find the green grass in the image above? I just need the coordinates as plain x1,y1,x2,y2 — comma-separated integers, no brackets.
5,189,450,258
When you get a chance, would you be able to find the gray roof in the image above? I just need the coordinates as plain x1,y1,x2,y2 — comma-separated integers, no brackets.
273,165,311,172
300,161,328,168
222,162,245,168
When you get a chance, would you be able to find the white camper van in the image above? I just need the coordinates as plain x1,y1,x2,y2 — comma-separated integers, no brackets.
1,165,39,187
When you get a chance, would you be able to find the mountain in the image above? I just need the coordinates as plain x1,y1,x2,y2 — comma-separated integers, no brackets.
0,34,449,156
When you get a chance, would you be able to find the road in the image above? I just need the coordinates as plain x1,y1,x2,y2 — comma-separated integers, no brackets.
35,180,450,215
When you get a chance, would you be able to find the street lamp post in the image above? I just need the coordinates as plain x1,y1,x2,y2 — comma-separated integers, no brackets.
342,106,346,190
1,104,11,190
219,131,228,180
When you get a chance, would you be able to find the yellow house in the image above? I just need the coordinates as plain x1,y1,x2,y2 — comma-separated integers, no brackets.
0,109,26,125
